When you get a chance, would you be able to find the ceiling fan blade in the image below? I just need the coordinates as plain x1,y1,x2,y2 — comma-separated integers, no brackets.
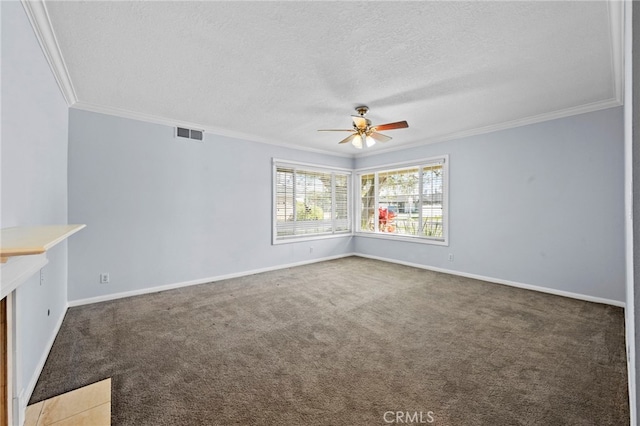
318,129,355,132
338,133,358,144
372,121,409,132
369,132,392,143
352,116,368,130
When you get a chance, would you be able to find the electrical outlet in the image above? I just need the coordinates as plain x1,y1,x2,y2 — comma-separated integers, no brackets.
448,253,454,262
100,273,110,284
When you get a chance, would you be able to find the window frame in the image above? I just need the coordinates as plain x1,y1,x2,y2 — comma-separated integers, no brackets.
354,155,449,246
272,159,352,245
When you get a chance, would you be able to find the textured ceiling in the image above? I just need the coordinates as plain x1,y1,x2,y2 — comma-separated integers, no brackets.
43,1,620,156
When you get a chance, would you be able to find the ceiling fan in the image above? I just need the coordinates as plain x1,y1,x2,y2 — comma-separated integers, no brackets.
318,106,409,149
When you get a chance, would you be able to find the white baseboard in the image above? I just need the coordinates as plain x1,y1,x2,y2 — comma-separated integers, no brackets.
354,253,626,308
69,252,625,309
69,253,356,307
21,301,69,415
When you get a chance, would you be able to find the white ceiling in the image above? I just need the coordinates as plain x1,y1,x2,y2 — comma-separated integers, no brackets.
41,1,622,156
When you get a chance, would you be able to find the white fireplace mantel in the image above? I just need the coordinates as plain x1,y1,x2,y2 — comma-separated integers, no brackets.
0,225,85,299
1,224,85,426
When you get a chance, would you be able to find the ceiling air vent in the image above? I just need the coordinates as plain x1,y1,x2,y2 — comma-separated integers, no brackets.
176,127,204,142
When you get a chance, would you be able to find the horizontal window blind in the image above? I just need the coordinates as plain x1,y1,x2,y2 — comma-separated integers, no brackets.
274,162,351,242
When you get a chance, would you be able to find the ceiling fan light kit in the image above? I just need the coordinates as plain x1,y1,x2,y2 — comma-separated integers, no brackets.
318,106,409,150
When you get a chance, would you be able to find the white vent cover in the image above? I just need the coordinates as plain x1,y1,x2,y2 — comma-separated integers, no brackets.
176,127,204,142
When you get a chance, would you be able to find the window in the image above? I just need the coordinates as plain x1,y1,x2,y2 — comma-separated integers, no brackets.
273,160,351,243
356,156,448,244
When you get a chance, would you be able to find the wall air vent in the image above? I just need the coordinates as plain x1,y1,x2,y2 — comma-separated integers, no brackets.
190,130,203,141
176,127,204,142
176,127,190,138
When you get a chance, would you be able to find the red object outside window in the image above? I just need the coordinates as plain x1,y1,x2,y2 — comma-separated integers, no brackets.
378,207,396,232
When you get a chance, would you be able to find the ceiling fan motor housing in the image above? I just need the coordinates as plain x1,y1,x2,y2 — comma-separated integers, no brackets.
355,106,369,116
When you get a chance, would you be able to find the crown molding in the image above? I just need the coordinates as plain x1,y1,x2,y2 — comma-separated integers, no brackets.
356,97,623,158
20,0,77,105
71,101,353,158
73,96,622,162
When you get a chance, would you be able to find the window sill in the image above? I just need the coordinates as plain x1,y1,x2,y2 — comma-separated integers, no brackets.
355,231,448,246
273,232,353,245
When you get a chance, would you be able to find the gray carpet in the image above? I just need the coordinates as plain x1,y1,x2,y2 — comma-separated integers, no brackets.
30,257,628,425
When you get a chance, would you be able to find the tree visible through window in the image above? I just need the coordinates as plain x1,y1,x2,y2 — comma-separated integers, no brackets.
274,162,351,242
357,158,447,242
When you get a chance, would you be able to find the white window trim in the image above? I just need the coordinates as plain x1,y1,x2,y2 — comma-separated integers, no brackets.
353,155,449,246
272,159,353,245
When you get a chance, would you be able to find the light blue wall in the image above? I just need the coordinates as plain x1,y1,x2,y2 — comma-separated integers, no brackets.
69,107,625,304
67,109,354,302
355,107,625,303
1,0,69,407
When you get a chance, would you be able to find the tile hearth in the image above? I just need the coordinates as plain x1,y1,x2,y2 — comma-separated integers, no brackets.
24,378,111,426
